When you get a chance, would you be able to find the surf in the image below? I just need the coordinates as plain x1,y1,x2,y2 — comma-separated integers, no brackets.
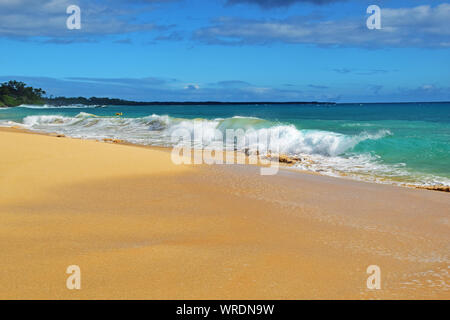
0,103,447,189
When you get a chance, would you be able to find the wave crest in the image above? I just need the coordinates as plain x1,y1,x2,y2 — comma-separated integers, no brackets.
21,113,392,157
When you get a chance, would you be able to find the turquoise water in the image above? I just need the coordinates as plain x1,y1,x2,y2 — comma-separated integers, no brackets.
1,102,449,187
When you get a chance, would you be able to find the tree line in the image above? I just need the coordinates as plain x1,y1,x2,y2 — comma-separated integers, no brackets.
1,80,331,107
0,81,46,107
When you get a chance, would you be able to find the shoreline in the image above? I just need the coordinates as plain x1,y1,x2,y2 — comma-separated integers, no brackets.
1,125,448,193
0,127,449,299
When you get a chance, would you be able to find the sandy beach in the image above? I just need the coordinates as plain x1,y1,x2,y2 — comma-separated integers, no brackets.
0,127,448,299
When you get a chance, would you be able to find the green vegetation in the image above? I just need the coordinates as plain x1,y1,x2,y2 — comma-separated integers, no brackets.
45,97,329,106
0,81,46,107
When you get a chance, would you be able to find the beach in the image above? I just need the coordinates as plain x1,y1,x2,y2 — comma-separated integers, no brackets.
0,127,449,299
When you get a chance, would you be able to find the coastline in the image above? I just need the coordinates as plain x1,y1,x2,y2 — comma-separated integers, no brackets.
0,127,448,299
2,124,447,193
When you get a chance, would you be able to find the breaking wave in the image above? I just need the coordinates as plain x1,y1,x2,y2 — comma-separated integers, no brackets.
21,112,391,156
15,112,449,187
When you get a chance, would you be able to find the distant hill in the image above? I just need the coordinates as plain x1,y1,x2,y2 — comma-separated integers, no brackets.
44,96,332,106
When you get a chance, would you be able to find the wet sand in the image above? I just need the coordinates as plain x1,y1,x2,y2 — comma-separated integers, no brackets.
0,128,448,299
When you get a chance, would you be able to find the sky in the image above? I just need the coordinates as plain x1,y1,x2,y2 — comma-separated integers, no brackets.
0,0,449,103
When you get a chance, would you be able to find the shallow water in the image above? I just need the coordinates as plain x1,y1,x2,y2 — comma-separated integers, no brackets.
1,102,449,187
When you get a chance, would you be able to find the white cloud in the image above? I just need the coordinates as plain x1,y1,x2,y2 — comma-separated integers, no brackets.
185,84,200,90
194,3,450,48
0,0,161,40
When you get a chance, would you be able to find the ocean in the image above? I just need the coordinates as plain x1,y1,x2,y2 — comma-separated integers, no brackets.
1,102,449,188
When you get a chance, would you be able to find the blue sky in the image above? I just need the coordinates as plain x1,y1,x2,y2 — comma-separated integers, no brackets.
0,0,449,102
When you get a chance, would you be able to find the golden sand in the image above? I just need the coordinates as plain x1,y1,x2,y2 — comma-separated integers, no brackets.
0,128,448,299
